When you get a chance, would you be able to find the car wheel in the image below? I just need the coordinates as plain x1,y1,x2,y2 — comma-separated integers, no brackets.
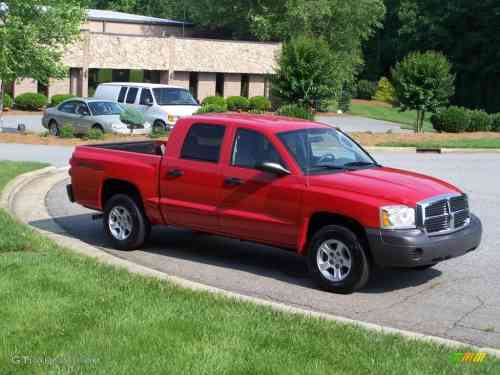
103,194,148,251
411,264,437,271
49,120,59,136
307,225,370,294
92,124,105,135
153,120,166,132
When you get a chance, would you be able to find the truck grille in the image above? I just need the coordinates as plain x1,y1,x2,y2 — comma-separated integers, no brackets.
419,194,470,235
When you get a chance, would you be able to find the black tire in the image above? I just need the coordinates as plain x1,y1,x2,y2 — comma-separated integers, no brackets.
153,120,167,132
103,194,148,251
411,264,437,271
49,120,59,136
307,225,370,294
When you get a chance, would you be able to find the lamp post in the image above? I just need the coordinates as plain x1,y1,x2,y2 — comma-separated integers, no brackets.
0,2,9,131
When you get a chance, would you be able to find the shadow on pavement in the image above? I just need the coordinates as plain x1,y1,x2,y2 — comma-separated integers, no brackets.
30,213,441,294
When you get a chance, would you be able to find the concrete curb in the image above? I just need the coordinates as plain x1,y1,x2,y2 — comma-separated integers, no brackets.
365,146,500,154
4,167,500,359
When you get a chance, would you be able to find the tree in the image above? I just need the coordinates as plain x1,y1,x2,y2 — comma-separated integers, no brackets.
0,0,85,118
391,51,455,133
272,35,340,109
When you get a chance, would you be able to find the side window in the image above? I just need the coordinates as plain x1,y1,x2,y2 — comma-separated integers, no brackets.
75,102,90,115
126,87,139,104
58,101,78,114
181,124,226,163
117,87,128,103
140,88,154,105
232,128,283,169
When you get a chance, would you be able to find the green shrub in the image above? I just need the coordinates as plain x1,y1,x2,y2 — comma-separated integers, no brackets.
249,96,272,111
201,96,226,107
373,77,395,104
149,128,169,139
3,93,13,109
490,113,500,132
432,106,470,133
59,124,75,139
50,94,76,107
120,106,145,127
195,104,228,114
14,92,48,110
39,131,50,138
86,128,104,140
312,100,331,113
226,96,250,111
276,104,314,120
467,109,492,132
355,80,377,100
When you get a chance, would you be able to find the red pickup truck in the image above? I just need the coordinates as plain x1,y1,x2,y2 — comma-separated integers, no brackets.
68,114,482,293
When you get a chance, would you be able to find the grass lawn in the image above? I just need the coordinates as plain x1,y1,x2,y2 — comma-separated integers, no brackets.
0,161,499,374
378,138,500,149
348,101,434,132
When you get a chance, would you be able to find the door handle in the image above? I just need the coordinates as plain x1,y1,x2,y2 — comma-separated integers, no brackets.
224,177,244,186
167,169,184,177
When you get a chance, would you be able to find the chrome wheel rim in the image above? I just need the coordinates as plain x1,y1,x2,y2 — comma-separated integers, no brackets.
108,206,133,241
316,239,352,282
49,123,58,136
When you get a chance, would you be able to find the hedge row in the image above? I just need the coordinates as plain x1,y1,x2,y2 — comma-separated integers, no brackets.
431,106,500,133
200,95,272,112
7,92,77,111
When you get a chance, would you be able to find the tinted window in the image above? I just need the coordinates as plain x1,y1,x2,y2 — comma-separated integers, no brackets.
181,124,225,163
58,101,78,114
232,129,283,169
152,88,198,106
126,87,139,104
140,89,154,105
117,87,128,103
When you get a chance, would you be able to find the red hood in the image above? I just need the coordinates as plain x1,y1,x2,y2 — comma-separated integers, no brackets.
308,167,461,206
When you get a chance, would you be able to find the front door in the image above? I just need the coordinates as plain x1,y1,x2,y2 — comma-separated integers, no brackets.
218,128,302,248
159,123,227,232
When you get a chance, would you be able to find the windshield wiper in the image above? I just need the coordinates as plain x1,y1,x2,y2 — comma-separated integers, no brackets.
311,163,347,170
343,161,379,168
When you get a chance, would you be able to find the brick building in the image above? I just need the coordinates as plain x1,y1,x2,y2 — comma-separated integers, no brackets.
11,9,280,102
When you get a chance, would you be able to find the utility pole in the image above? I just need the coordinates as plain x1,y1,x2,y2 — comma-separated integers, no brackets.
0,2,10,132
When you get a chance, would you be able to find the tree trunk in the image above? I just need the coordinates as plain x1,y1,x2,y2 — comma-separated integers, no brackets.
420,111,426,133
0,80,4,132
415,110,421,133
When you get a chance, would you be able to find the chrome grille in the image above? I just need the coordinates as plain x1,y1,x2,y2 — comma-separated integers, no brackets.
418,194,470,235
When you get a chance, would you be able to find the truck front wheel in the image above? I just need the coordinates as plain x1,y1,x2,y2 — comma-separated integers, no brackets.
307,225,370,294
103,194,148,250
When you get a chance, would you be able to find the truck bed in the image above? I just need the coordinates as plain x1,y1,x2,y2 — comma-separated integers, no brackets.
90,140,165,156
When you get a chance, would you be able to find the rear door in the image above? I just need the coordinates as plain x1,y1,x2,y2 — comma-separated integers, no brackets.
218,128,302,248
159,123,227,232
56,100,79,128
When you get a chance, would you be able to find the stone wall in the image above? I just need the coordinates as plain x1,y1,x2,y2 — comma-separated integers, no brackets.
13,79,38,97
198,73,216,102
169,71,189,89
249,75,266,97
223,74,242,98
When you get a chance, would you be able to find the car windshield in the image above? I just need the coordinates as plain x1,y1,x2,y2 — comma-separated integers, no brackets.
152,88,198,106
278,127,378,174
88,101,123,116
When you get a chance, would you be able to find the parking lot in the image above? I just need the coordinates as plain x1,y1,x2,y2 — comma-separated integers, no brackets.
40,151,500,348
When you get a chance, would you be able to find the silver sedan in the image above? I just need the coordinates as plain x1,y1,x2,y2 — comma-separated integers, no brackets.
42,98,151,136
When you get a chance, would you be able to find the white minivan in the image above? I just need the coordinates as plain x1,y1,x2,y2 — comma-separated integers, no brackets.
94,83,200,131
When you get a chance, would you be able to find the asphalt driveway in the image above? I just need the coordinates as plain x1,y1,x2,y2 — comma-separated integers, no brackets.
41,151,500,349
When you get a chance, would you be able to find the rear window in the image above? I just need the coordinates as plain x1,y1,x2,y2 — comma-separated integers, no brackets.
126,87,139,104
58,101,78,114
117,87,128,103
181,124,225,163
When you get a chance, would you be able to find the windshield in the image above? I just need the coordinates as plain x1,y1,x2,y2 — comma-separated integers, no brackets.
278,128,378,174
89,101,123,116
152,88,198,106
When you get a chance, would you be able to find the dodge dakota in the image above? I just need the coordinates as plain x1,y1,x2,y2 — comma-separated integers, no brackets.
68,114,482,293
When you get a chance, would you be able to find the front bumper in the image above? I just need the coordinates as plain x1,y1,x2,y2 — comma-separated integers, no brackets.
367,214,482,268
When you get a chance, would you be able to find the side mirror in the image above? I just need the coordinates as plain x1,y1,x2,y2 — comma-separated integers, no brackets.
256,162,291,176
146,98,153,106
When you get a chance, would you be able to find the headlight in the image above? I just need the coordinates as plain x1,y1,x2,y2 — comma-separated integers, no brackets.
167,114,176,123
380,205,416,229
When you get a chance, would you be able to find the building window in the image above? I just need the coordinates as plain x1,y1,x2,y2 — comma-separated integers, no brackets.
216,73,224,97
144,70,161,83
189,72,199,101
112,69,130,82
241,74,249,98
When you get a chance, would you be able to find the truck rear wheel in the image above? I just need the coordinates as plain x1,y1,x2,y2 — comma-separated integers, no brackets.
307,225,370,294
103,194,148,250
